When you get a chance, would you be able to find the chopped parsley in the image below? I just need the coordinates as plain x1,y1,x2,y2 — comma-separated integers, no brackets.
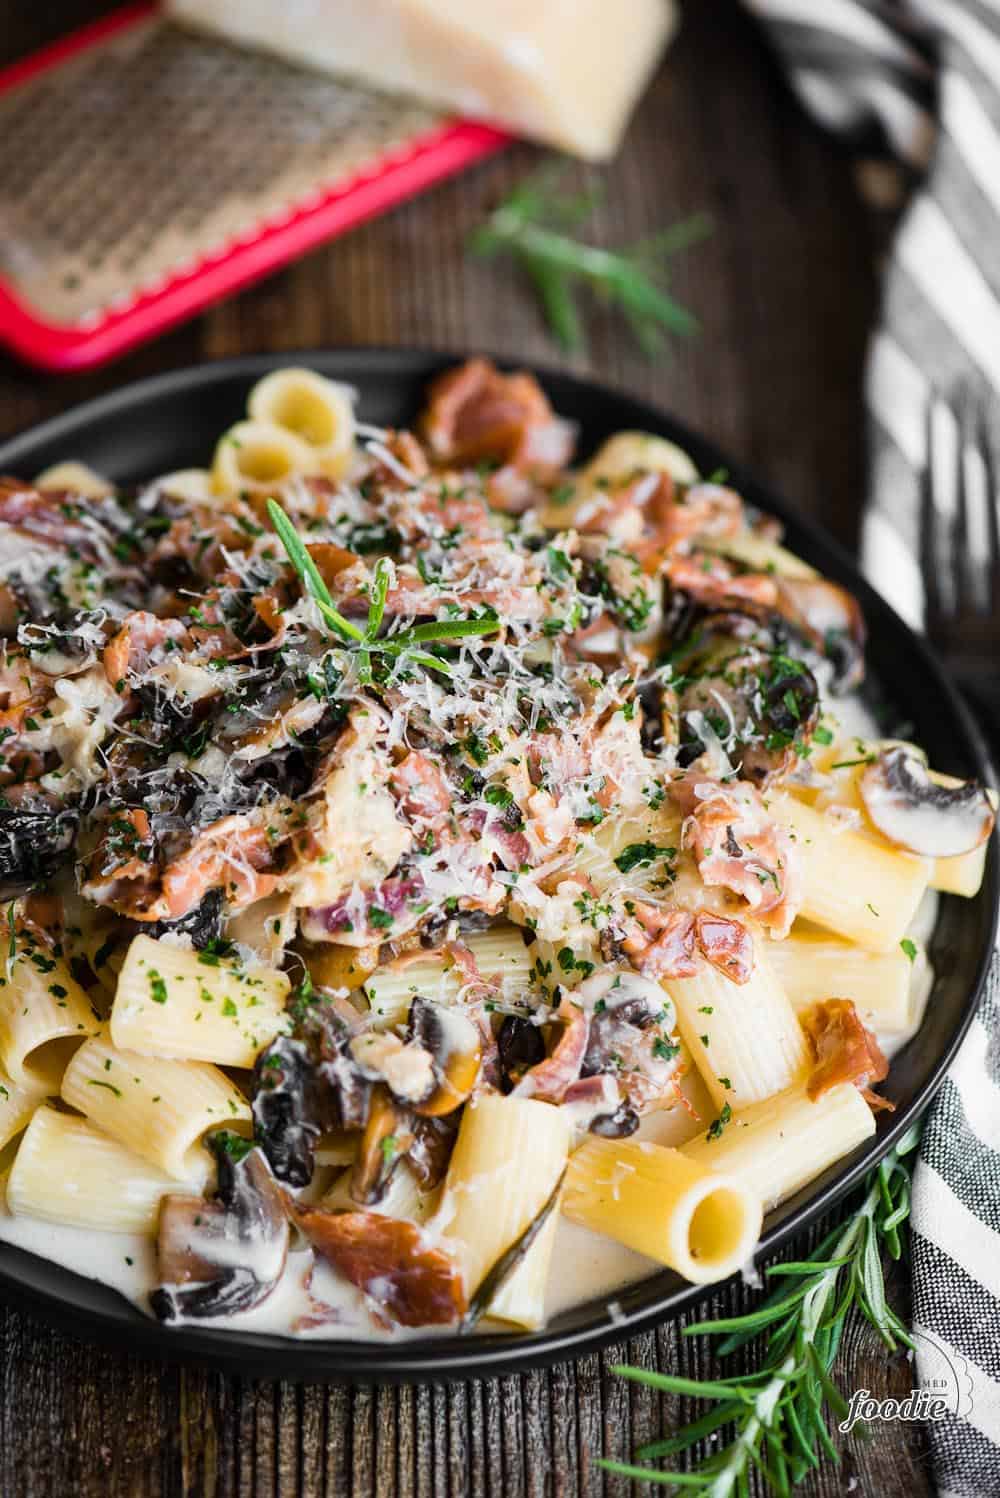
705,1103,733,1142
87,1080,122,1098
147,969,168,1005
614,842,676,875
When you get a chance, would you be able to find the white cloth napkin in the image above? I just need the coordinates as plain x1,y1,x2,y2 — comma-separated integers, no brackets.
747,3,1000,1491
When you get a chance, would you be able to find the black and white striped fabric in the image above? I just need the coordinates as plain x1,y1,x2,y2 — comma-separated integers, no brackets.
748,3,1000,1493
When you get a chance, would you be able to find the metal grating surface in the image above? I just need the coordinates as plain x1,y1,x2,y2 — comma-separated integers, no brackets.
0,17,444,327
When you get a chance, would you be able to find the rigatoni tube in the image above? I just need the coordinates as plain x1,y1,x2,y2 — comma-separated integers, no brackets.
7,1106,178,1234
682,1080,875,1210
0,1066,47,1152
61,1035,250,1185
111,935,288,1066
563,1137,762,1286
661,928,807,1109
438,1094,570,1329
768,792,930,951
765,931,919,1036
0,952,99,1091
364,924,534,1028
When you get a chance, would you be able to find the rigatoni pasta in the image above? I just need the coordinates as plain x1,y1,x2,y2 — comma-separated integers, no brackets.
110,935,288,1066
0,356,986,1343
682,1080,876,1210
0,1066,48,1154
439,1094,570,1327
363,923,534,1027
767,791,931,951
61,1035,251,1184
765,930,919,1035
7,1107,179,1234
662,927,808,1108
0,946,98,1091
563,1136,762,1284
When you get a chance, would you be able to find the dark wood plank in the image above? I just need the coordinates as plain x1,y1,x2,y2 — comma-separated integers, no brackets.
0,2,931,1495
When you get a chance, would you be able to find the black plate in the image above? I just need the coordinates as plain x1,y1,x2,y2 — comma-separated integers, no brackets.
0,349,994,1382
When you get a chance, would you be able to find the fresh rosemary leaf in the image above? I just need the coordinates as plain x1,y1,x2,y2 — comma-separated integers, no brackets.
366,556,392,640
603,1129,921,1494
523,252,585,350
470,165,711,354
765,1257,852,1276
267,501,502,678
612,1367,753,1402
638,1403,745,1460
596,1462,711,1489
266,500,365,643
403,617,502,643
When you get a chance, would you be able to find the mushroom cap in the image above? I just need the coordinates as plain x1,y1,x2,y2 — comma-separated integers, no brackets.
152,1142,289,1322
405,998,482,1117
860,746,995,858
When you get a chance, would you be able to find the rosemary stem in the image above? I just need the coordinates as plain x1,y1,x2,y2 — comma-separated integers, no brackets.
709,1357,797,1498
485,212,636,286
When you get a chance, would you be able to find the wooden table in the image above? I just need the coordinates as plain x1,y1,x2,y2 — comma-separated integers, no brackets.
0,4,934,1494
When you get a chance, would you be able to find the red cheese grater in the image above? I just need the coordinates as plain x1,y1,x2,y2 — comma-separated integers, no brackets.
0,4,509,372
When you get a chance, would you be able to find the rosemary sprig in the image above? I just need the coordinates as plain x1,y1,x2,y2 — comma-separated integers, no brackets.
266,500,501,678
602,1124,921,1496
469,167,711,354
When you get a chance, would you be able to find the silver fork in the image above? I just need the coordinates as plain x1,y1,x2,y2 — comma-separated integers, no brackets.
920,393,1000,734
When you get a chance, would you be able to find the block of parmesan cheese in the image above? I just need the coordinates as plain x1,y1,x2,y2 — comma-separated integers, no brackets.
165,0,678,160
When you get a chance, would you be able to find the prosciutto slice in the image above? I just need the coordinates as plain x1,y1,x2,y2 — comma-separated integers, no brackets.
801,999,891,1111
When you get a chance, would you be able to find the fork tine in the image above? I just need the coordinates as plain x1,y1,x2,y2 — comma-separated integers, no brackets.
920,397,944,628
976,406,1000,615
953,390,976,609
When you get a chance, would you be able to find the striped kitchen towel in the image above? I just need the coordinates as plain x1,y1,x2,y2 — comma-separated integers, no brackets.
748,3,1000,1494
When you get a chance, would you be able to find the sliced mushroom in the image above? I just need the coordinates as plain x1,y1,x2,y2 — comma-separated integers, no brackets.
407,1113,460,1190
350,1030,436,1106
580,973,667,1078
572,972,682,1115
672,616,820,785
496,1013,546,1094
151,1137,289,1321
859,746,995,858
145,887,225,950
350,1085,416,1205
292,1204,466,1327
775,576,866,692
253,1005,371,1186
560,1073,635,1136
406,997,482,1116
588,1101,640,1139
0,798,78,898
